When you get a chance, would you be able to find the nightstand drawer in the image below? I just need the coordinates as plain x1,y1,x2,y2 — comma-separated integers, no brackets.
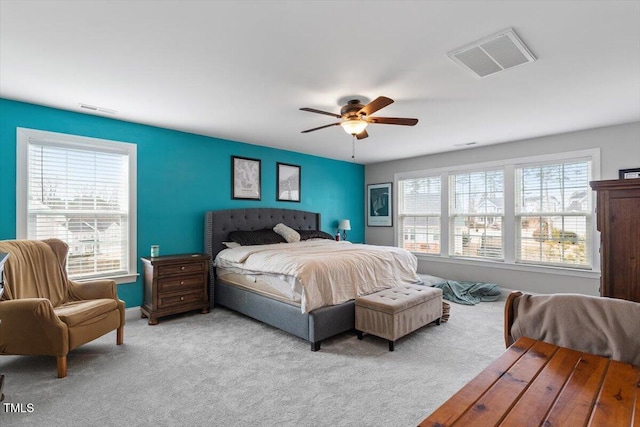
157,262,204,276
158,290,204,309
158,274,204,293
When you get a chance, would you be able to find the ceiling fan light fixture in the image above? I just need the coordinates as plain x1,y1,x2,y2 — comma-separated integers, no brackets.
341,119,368,135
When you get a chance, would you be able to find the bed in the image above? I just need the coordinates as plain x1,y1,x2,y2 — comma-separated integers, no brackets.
204,208,420,351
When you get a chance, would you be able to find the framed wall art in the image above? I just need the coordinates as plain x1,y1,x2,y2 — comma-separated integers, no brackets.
619,168,640,180
232,156,261,200
367,182,392,227
276,162,300,202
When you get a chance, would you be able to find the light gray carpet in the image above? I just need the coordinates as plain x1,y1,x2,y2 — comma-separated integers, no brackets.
0,293,508,426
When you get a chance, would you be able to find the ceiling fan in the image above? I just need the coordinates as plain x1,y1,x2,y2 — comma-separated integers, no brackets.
300,96,418,139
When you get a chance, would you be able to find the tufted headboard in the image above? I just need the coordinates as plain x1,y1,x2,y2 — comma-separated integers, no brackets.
204,208,321,260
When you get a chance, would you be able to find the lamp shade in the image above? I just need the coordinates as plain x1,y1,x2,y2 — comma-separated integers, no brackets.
338,219,351,231
340,119,368,135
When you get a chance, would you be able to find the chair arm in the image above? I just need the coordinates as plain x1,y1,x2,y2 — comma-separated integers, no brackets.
68,279,118,301
0,299,68,356
67,279,126,328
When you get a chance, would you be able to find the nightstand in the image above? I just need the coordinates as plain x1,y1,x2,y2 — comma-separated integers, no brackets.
140,253,211,325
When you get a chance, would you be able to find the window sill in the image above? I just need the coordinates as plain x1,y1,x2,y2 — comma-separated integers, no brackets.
75,273,139,285
414,253,600,279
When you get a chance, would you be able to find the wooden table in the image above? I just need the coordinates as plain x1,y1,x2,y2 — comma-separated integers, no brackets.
420,336,640,427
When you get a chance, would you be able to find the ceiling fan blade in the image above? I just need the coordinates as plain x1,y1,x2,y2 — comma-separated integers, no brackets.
300,107,341,119
358,96,394,117
301,122,341,133
356,129,369,140
367,117,418,126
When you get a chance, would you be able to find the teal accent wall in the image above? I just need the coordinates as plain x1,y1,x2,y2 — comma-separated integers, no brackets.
0,98,365,307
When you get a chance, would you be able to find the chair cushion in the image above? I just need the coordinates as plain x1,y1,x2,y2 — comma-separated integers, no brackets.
54,299,118,327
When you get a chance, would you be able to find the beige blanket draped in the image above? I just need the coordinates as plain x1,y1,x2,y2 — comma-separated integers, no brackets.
511,293,640,367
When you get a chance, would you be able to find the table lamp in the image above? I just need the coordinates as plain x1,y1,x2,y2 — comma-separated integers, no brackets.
338,219,351,241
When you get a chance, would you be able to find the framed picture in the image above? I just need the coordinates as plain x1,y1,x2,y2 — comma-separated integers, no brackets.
232,156,261,200
619,168,640,180
367,182,392,227
276,162,300,202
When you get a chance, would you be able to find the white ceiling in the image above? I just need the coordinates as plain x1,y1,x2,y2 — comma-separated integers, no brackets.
1,0,639,164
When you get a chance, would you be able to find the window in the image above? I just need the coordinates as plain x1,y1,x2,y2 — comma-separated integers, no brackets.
394,149,599,271
398,176,441,254
17,128,137,282
515,160,591,268
449,169,504,260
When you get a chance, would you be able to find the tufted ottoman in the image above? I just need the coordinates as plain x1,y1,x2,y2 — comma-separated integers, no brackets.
355,284,443,351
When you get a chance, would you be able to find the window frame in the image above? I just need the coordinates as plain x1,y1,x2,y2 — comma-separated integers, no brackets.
448,167,505,261
397,175,443,255
394,149,600,277
514,158,593,269
16,127,138,284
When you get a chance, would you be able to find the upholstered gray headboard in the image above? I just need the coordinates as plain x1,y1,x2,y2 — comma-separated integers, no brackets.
204,208,321,259
204,208,321,305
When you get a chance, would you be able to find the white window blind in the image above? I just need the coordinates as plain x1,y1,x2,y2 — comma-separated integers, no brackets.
398,176,441,254
17,128,137,281
515,159,591,268
393,149,599,273
449,169,504,259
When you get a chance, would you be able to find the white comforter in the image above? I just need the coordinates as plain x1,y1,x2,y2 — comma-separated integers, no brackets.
214,240,420,313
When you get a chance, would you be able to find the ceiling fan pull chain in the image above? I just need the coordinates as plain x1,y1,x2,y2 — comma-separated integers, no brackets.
352,135,356,162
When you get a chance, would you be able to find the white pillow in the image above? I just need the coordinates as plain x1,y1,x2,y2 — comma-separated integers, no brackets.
273,223,300,243
223,241,241,249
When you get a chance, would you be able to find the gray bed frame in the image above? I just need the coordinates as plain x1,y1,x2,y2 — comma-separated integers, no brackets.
204,208,355,351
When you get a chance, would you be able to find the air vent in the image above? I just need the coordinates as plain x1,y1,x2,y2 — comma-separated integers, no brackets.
79,103,117,114
448,28,535,78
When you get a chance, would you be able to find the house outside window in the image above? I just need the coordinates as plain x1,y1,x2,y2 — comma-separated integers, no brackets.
16,128,137,282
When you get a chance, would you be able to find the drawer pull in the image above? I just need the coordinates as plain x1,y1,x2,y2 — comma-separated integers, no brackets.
181,266,186,271
180,296,184,301
180,281,184,285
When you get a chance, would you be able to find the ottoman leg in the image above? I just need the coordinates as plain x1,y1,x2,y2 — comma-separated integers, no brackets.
356,330,363,340
389,340,395,352
436,318,441,325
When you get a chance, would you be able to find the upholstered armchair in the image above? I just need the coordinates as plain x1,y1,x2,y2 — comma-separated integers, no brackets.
0,239,125,378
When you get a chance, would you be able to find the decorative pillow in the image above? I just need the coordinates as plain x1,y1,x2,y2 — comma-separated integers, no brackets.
273,223,301,243
228,229,286,246
222,241,241,249
298,230,335,241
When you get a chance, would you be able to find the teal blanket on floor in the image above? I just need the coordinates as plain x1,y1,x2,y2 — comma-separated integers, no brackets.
433,281,501,305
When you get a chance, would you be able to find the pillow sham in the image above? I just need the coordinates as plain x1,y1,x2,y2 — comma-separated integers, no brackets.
222,241,241,249
298,230,335,241
228,229,286,246
273,223,301,243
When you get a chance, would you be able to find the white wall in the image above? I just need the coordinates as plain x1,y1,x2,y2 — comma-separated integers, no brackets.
365,122,640,295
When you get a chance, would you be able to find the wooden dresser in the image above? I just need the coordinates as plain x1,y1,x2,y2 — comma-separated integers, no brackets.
590,178,640,302
140,253,211,325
